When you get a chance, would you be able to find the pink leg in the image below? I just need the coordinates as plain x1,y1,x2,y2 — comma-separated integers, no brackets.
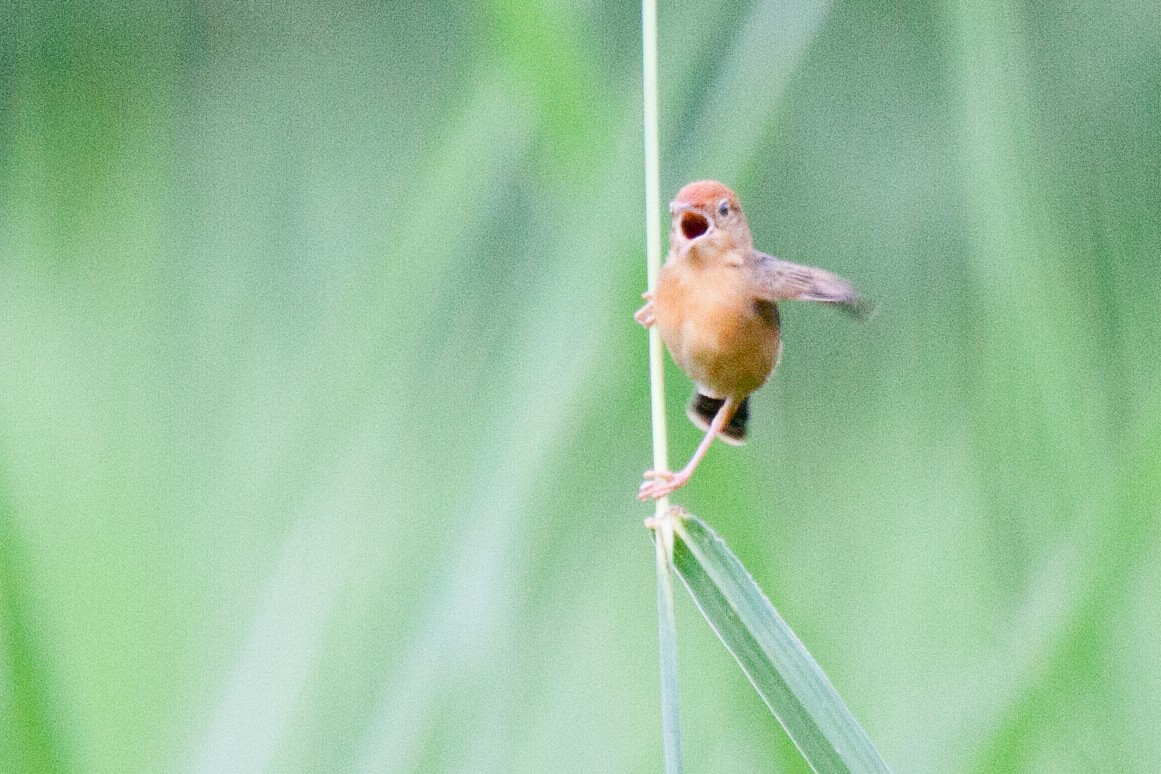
638,397,738,500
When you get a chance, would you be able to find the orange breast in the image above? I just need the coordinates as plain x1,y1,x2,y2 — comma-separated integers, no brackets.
655,258,781,398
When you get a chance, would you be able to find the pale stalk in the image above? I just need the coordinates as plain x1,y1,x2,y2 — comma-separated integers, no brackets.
641,0,671,544
642,1,683,772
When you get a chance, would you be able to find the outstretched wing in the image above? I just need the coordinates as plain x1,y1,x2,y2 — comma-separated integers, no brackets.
750,251,874,319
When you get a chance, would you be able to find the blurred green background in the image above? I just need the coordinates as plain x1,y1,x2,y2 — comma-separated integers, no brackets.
2,0,1160,772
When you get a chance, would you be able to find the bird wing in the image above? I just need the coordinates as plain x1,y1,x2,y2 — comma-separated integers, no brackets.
750,251,873,319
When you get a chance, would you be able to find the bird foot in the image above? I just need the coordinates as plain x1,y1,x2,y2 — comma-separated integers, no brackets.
637,468,690,501
634,292,655,328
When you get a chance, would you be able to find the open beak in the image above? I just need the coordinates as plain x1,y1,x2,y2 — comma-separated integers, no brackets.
671,203,711,241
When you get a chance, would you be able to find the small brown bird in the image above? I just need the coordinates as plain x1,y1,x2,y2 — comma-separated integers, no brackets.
636,180,868,500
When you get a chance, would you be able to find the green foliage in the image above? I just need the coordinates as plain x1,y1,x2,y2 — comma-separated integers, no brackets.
672,513,891,773
2,1,1160,772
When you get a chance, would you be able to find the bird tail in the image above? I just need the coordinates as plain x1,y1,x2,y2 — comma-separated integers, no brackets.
686,393,749,446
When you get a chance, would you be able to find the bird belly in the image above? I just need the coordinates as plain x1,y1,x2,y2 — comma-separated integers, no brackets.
656,271,780,399
679,309,779,398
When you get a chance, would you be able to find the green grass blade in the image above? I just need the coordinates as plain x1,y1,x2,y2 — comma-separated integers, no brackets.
653,528,684,773
671,514,892,774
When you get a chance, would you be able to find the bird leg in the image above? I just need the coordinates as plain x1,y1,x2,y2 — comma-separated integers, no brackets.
634,291,655,328
638,397,738,500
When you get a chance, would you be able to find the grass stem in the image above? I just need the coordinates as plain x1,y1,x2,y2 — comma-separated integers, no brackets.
642,0,682,771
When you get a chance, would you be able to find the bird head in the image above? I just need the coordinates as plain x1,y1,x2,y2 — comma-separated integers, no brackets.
668,180,752,256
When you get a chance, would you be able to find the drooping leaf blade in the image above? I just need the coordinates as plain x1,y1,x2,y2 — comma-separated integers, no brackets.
672,514,891,774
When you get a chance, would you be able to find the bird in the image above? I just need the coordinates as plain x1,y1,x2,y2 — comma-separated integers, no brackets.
636,180,869,501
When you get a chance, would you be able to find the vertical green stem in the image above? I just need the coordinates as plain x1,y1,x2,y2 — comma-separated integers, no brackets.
641,0,669,509
654,529,684,774
642,0,682,771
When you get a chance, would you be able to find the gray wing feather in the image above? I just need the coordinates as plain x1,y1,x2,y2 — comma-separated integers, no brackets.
751,251,873,319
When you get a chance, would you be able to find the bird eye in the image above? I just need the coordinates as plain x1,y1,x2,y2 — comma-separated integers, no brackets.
717,200,730,217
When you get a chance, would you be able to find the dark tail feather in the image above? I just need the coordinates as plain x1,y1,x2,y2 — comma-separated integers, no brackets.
686,393,749,446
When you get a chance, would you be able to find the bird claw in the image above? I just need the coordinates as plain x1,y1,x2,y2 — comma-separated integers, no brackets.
634,296,656,328
637,468,690,501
